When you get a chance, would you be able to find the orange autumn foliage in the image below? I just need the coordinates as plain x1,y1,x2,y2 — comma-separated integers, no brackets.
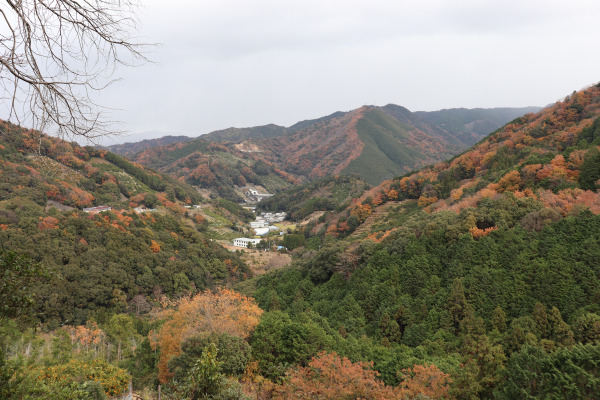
497,170,521,193
65,322,106,352
38,216,59,230
469,226,498,239
325,224,339,237
418,195,438,208
479,187,497,199
537,189,600,215
151,288,263,383
398,364,453,400
365,229,397,244
150,240,161,253
449,188,464,201
351,203,372,223
274,352,398,400
386,189,399,201
569,149,587,168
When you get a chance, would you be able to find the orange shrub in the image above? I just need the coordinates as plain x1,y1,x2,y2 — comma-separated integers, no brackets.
151,288,263,383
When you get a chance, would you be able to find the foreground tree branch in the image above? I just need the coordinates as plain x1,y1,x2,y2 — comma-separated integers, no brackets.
0,0,149,141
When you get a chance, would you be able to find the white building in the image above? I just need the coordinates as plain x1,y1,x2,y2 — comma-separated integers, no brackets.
253,227,270,236
83,206,112,214
250,221,266,228
233,238,262,248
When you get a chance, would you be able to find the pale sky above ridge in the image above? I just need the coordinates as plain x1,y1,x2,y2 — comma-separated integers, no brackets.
11,0,600,145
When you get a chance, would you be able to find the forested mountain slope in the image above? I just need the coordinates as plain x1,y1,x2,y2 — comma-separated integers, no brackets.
415,106,541,146
0,122,250,327
244,84,600,398
257,174,370,222
127,105,538,193
130,138,297,202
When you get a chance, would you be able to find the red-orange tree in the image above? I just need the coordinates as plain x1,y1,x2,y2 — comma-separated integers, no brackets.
274,351,398,399
397,364,453,400
151,288,263,383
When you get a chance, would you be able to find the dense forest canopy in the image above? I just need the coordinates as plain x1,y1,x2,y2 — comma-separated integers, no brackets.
2,84,600,399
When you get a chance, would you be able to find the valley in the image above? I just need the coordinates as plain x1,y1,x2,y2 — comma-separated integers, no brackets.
108,104,539,200
2,87,600,399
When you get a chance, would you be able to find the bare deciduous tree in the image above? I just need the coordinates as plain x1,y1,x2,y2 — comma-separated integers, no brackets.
0,0,148,140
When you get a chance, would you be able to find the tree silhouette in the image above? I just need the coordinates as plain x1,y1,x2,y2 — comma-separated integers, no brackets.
0,0,148,140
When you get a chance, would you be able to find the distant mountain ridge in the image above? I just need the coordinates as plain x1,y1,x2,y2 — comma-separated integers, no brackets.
324,84,600,241
415,106,542,145
105,135,194,157
110,104,540,193
197,105,540,147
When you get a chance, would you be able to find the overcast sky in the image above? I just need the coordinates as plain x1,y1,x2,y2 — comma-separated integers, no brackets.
93,0,600,144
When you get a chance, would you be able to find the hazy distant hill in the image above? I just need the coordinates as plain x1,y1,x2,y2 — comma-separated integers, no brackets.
126,104,540,195
415,106,542,145
244,105,541,185
199,111,348,143
106,135,193,157
201,124,288,142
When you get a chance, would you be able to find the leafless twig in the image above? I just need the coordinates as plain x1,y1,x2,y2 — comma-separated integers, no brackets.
0,0,150,142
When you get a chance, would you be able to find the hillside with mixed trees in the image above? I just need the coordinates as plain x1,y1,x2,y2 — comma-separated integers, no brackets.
256,174,370,223
0,123,255,327
2,86,599,400
245,83,600,398
110,106,538,202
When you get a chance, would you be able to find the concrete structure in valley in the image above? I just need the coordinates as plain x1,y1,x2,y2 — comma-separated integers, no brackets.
233,238,262,248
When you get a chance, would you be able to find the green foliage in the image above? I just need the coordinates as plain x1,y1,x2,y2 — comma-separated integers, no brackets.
579,146,600,190
124,338,158,390
0,347,22,400
344,109,435,184
104,152,167,192
2,90,600,398
250,311,333,380
0,201,251,326
282,234,307,251
416,107,541,143
168,333,251,382
578,116,600,145
258,175,367,221
497,344,600,399
216,198,255,222
251,208,600,390
182,343,248,400
0,250,49,320
185,343,223,399
572,313,600,344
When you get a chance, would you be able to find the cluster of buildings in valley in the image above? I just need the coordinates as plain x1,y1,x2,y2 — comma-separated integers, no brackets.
232,211,287,248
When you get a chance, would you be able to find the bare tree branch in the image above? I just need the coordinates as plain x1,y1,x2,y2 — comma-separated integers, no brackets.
0,0,150,142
